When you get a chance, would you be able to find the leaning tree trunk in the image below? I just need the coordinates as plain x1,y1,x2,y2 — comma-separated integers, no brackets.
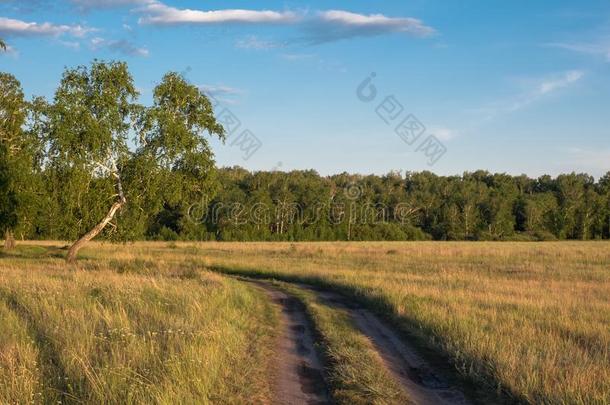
3,230,16,250
66,167,126,263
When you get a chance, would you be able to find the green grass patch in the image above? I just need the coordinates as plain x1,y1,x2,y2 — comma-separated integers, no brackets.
273,281,411,405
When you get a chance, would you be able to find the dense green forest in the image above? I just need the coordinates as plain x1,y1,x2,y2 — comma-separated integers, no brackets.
204,168,610,241
1,61,610,244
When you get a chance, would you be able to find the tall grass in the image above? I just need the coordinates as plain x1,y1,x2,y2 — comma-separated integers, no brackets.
0,247,276,404
0,300,43,403
3,241,609,404
190,241,610,404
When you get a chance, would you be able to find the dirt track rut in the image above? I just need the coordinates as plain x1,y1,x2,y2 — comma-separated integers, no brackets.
253,282,330,405
305,286,471,405
247,278,471,405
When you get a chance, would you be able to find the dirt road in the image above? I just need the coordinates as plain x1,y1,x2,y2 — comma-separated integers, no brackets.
309,287,471,405
253,282,330,405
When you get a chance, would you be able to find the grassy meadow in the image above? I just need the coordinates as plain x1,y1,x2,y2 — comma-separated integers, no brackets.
0,245,276,404
201,241,610,404
0,241,609,404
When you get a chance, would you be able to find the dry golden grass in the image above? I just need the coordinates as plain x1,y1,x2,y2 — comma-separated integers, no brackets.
2,241,609,404
0,244,277,404
187,241,609,404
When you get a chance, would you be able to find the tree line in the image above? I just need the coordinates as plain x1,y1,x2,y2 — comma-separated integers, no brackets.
2,60,610,256
202,167,610,242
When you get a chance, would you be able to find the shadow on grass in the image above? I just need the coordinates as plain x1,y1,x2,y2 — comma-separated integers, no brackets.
208,263,527,405
0,289,73,402
0,244,69,260
0,243,105,262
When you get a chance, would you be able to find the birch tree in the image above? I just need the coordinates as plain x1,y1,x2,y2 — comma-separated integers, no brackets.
41,62,224,262
135,72,225,240
42,61,138,262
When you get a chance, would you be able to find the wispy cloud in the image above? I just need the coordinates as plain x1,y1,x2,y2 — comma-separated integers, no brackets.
132,1,436,45
536,70,584,96
507,70,584,112
4,1,437,48
90,37,149,56
0,16,93,38
138,1,298,25
302,10,435,44
547,40,610,62
463,70,585,132
199,84,244,104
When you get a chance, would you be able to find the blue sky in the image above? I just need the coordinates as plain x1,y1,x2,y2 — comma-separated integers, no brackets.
1,0,609,177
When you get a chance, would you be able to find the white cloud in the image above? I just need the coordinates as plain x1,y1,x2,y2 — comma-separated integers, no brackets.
138,1,299,25
134,2,436,45
0,16,93,38
297,10,435,44
4,1,437,47
317,10,435,37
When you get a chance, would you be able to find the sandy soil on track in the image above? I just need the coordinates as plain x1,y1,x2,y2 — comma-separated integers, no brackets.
243,277,471,405
305,286,472,405
252,282,330,405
